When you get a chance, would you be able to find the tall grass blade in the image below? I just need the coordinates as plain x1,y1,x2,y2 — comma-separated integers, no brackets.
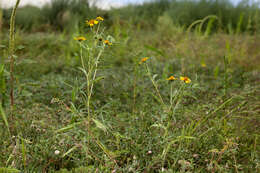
236,12,244,34
203,16,218,36
0,103,10,135
21,138,27,168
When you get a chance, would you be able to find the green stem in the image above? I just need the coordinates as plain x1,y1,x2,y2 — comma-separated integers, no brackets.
145,64,165,106
89,49,104,100
9,0,20,112
164,83,185,138
79,43,85,69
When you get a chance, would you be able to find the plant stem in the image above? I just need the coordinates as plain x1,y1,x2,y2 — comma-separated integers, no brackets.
9,0,20,112
145,64,165,106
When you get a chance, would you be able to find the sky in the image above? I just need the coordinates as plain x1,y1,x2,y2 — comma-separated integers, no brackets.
0,0,256,9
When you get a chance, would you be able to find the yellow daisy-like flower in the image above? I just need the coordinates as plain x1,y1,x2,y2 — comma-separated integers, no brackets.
167,76,176,81
96,16,104,21
104,40,112,46
139,57,149,64
201,63,206,67
180,76,191,83
74,36,86,42
86,19,99,27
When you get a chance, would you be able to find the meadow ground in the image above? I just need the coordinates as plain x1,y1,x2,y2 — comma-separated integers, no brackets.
0,15,260,172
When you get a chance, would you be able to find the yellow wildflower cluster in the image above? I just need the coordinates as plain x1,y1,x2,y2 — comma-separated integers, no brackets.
96,16,104,21
74,36,86,42
139,57,191,84
167,76,176,81
104,40,112,46
86,16,104,27
139,57,149,64
166,76,191,83
180,76,191,83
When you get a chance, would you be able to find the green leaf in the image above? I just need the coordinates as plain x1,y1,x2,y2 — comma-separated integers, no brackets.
144,45,165,56
16,45,25,50
0,104,9,134
62,146,78,158
55,122,82,133
0,45,6,49
0,167,20,173
151,123,166,130
92,118,107,132
21,138,27,167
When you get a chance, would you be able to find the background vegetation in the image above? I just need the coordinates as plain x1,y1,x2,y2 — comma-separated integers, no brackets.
1,0,260,33
0,0,259,172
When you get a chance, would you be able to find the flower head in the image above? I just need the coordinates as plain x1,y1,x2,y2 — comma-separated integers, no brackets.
74,36,86,42
96,16,104,21
104,40,112,46
167,76,176,81
139,57,149,64
201,63,206,67
180,76,191,83
86,19,99,27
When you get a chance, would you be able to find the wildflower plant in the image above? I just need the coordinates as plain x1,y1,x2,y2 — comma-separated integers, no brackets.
62,16,116,161
139,57,193,165
73,16,111,119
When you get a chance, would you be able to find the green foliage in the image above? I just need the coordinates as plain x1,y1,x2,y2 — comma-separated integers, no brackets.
1,0,260,33
0,167,20,173
0,1,259,172
0,27,259,171
15,6,43,31
112,0,260,33
2,0,95,32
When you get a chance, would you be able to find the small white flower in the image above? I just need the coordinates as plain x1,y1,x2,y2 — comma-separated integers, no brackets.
147,150,152,154
54,150,60,155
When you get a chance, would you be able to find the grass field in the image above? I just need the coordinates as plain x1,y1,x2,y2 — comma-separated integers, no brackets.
0,0,260,172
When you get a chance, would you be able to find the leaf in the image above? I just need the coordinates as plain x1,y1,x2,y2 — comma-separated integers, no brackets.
113,132,131,140
0,167,20,173
152,74,158,80
150,123,166,130
21,138,27,167
19,59,37,65
0,104,10,134
95,140,116,158
92,118,107,132
78,67,88,77
0,45,7,49
214,66,219,78
62,146,78,158
16,45,25,50
144,45,165,56
93,76,105,83
55,122,82,133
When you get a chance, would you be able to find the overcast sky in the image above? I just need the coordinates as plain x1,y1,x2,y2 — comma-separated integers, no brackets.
0,0,256,9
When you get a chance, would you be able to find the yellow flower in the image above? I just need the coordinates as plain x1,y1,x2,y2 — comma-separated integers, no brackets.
74,36,86,42
104,40,112,46
96,16,104,21
167,76,176,81
139,57,149,64
180,76,191,83
86,19,99,27
201,63,206,67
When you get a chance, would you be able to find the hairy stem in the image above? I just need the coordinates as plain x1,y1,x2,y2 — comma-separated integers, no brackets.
9,0,20,112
